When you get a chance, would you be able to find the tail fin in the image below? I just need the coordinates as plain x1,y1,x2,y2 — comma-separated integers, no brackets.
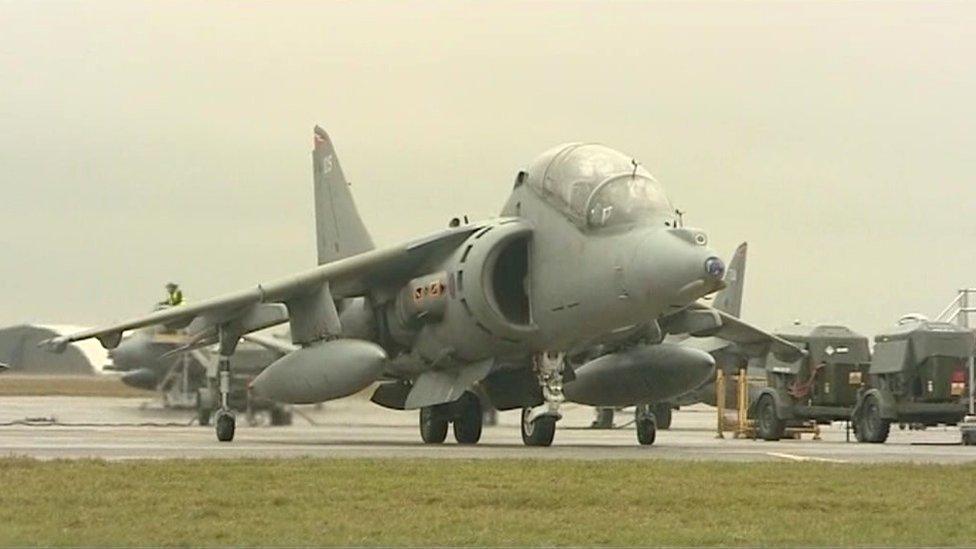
312,126,374,264
712,242,747,317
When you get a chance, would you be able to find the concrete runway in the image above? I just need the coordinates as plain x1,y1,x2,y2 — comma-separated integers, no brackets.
1,395,974,462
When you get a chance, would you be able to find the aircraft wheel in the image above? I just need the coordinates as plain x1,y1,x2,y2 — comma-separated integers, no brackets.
420,406,448,444
196,388,215,426
215,412,235,442
653,403,673,430
452,392,483,444
590,408,615,429
197,404,212,427
635,406,657,446
521,408,556,447
861,395,890,443
756,394,785,441
270,405,293,426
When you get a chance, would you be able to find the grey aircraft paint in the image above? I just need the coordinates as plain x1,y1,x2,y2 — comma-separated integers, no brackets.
45,127,801,447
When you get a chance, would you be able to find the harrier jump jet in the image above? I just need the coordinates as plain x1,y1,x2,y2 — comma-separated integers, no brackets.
45,127,799,446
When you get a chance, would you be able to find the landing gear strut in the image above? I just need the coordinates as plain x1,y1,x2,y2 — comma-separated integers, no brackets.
214,354,236,442
521,352,565,447
212,324,241,443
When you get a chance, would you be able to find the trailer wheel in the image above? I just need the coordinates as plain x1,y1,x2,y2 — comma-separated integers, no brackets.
756,394,785,441
853,419,868,443
962,430,976,446
860,394,890,443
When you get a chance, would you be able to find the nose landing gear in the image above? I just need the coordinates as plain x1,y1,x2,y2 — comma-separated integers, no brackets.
635,405,657,445
520,352,566,447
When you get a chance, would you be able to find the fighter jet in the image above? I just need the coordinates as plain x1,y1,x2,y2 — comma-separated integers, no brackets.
45,126,800,446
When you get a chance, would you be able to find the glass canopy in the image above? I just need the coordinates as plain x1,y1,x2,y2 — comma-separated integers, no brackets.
528,144,673,227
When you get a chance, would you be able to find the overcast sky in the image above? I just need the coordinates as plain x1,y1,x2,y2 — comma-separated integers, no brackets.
1,0,973,337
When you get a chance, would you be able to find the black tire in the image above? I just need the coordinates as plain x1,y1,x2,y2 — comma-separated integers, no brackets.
756,394,785,441
521,408,556,447
853,419,868,443
636,406,657,445
653,403,673,430
270,406,292,426
452,392,483,444
196,388,213,426
420,406,448,444
590,408,615,429
861,395,890,443
197,405,212,427
962,430,976,446
215,412,235,442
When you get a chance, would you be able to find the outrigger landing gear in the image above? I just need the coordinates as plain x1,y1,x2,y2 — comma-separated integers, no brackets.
213,324,241,443
521,352,565,447
214,354,236,442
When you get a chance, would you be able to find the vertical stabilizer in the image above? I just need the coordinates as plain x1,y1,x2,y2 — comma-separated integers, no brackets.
313,126,374,264
712,242,747,317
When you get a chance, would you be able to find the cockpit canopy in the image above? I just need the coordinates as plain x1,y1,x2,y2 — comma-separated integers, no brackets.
522,143,674,228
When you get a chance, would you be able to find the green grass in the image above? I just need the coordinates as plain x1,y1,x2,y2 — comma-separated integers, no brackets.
0,458,974,547
0,375,153,398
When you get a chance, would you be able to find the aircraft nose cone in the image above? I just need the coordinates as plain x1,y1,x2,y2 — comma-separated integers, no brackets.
704,256,725,280
629,227,724,310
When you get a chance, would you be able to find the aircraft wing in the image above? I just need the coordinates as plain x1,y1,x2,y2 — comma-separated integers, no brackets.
42,224,485,352
704,307,803,361
668,303,805,362
242,333,297,356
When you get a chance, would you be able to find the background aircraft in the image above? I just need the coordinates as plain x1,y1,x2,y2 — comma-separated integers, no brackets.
107,320,292,425
46,127,800,446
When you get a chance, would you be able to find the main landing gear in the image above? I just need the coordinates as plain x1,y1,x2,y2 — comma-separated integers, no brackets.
520,352,565,447
419,391,484,444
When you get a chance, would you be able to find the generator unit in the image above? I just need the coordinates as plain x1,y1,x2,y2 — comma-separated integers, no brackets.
751,324,871,441
853,318,974,443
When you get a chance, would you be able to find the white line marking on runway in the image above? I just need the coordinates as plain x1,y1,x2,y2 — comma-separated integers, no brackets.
766,452,848,464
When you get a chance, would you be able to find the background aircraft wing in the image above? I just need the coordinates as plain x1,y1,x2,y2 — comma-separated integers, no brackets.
242,333,297,356
665,241,804,362
42,223,485,352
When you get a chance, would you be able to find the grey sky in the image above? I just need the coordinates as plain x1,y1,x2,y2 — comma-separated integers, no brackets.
1,0,973,337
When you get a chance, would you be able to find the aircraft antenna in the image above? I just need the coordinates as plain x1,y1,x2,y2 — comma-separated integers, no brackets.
630,158,639,179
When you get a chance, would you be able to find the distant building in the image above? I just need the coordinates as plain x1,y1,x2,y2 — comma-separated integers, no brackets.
0,324,109,375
